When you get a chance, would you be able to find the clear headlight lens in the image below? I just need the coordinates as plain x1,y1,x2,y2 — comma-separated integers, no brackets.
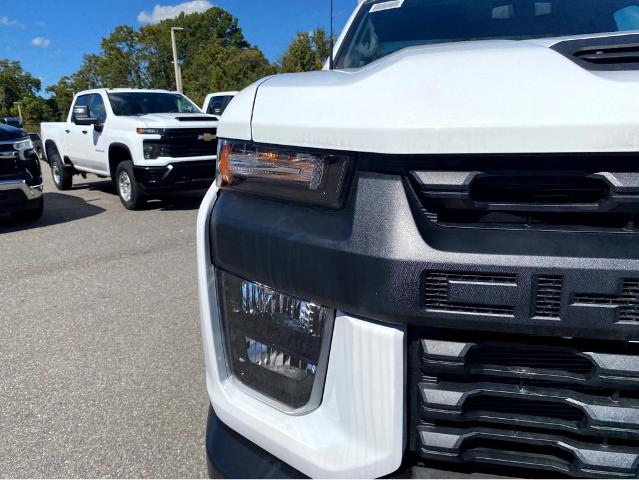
217,139,353,208
13,138,33,151
136,128,163,135
217,270,334,411
143,142,162,160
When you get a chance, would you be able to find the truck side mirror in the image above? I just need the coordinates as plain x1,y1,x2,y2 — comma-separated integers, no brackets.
73,105,100,128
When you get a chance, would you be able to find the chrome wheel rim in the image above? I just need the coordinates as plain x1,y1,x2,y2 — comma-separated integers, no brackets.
118,171,132,203
52,161,61,185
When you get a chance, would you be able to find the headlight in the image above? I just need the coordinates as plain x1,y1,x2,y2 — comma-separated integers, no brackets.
143,141,162,160
136,128,163,135
217,270,334,412
13,138,33,151
217,140,353,208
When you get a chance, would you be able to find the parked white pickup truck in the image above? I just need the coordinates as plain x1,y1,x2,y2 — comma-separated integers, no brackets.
41,88,218,210
199,0,639,478
201,91,238,117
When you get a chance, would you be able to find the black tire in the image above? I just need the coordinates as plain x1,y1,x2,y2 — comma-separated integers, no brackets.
11,197,44,222
115,161,145,210
49,148,73,190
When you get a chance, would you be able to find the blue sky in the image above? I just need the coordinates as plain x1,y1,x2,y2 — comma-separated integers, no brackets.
0,0,355,92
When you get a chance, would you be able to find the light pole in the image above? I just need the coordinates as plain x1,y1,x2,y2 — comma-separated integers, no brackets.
13,102,22,122
170,27,185,93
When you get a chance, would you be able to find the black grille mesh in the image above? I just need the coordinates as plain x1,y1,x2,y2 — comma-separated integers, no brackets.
535,276,563,319
414,333,639,478
424,272,515,316
0,144,18,175
158,128,218,158
574,279,639,323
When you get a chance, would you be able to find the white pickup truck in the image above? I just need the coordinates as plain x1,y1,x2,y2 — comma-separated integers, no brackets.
199,0,639,478
201,91,238,117
41,88,218,210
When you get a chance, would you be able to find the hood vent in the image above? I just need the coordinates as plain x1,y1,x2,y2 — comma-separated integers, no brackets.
176,116,217,122
551,34,639,71
575,44,639,65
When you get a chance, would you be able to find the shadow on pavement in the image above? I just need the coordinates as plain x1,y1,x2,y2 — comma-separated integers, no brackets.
76,179,207,212
0,191,106,233
146,190,207,212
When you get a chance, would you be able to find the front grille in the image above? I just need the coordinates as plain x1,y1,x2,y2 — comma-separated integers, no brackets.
534,276,563,319
155,128,217,158
424,272,516,316
0,143,19,175
412,332,639,478
574,279,639,324
405,154,639,234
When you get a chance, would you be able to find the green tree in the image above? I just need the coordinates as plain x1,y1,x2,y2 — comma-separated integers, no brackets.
95,26,147,88
139,7,251,91
45,76,76,120
0,60,41,115
10,96,55,127
279,29,332,73
184,41,274,105
46,5,278,111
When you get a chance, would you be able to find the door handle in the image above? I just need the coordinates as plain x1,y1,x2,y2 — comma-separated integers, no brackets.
65,130,70,133
82,130,88,134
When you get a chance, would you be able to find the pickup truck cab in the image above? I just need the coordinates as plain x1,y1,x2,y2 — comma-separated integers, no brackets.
202,92,238,117
42,88,218,210
0,123,43,222
1,116,23,129
198,0,639,478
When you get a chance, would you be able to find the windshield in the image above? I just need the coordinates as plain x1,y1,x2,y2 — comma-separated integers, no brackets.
336,0,639,68
207,95,235,116
108,92,201,116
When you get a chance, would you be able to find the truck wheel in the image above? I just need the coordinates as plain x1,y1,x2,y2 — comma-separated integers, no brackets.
11,197,44,222
50,150,73,190
116,161,145,210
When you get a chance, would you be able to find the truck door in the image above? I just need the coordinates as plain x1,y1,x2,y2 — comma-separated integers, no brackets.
84,93,109,174
67,94,93,169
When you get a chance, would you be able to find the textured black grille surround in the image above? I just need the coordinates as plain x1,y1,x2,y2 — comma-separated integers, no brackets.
410,332,639,478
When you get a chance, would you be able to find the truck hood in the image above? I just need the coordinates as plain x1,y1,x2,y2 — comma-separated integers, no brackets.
248,36,639,154
135,112,218,128
0,124,25,141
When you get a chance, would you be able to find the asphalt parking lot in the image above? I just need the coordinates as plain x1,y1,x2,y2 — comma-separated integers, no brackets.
0,165,209,478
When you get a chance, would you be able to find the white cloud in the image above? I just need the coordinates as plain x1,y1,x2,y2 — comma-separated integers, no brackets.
137,0,213,24
31,37,51,48
0,16,22,27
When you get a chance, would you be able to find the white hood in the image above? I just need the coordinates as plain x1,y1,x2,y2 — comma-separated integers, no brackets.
246,38,639,154
137,112,218,128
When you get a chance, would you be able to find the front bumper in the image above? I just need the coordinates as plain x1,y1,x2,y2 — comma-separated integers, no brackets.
199,166,639,478
134,160,215,194
0,179,43,212
197,186,404,478
206,407,305,479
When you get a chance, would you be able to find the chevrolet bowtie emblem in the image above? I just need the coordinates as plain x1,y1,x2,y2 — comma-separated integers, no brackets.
198,133,217,142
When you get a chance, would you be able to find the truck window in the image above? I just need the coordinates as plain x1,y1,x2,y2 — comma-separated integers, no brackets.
107,92,200,116
336,0,639,69
89,94,107,124
71,94,92,123
207,96,234,116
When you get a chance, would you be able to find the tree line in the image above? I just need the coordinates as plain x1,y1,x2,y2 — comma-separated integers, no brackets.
0,6,331,127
